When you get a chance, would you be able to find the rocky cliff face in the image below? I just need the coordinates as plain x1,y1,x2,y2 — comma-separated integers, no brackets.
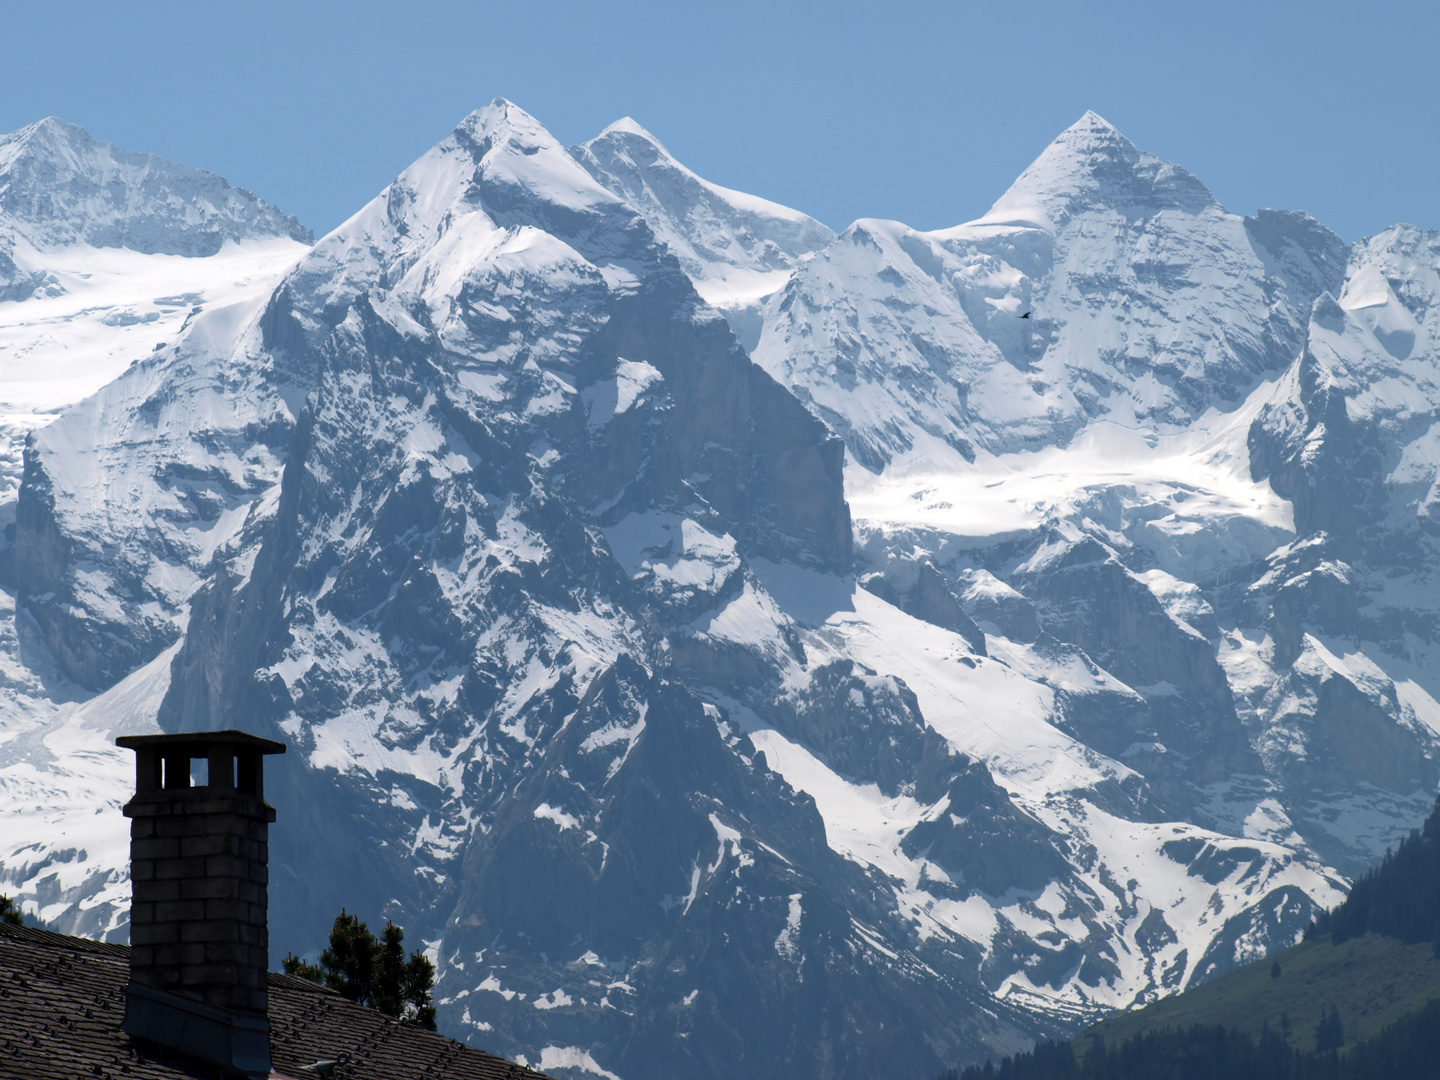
5,102,1440,1080
6,102,1042,1077
0,117,310,259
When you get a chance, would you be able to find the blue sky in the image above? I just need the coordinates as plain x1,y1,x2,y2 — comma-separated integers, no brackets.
4,0,1436,242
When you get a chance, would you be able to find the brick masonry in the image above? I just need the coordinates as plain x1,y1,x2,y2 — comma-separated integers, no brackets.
125,791,273,1016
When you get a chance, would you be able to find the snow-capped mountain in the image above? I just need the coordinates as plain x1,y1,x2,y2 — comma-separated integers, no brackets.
744,112,1348,472
0,117,312,505
3,101,1440,1080
0,117,309,259
572,119,833,353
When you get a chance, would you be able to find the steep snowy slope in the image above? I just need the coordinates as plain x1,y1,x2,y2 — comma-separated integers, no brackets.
0,116,311,513
716,116,1440,877
3,102,1439,1080
591,108,1440,988
1235,225,1440,858
574,119,833,351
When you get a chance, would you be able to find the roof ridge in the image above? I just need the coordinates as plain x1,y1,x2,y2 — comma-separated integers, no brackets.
268,970,344,995
0,920,129,957
0,920,557,1078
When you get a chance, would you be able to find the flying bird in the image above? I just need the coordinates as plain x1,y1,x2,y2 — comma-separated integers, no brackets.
1019,311,1032,319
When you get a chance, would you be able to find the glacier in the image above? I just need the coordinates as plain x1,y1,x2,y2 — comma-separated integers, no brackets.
1,100,1438,1079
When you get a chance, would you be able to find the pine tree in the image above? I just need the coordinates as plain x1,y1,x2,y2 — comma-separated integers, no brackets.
404,947,438,1030
1314,1005,1344,1053
373,922,407,1017
283,908,436,1029
319,909,377,1005
0,895,22,926
282,952,324,983
1320,795,1440,947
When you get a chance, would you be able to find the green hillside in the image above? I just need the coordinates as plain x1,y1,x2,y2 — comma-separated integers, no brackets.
1078,932,1440,1055
949,798,1440,1078
1077,794,1440,1056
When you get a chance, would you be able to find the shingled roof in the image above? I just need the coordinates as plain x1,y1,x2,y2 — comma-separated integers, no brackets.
0,922,551,1080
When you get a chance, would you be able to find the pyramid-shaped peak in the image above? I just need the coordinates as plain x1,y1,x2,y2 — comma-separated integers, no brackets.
581,117,681,171
323,98,643,286
8,115,86,142
430,98,626,221
1043,110,1140,161
5,115,87,142
0,116,99,173
27,115,89,138
1068,110,1127,138
0,115,311,253
598,116,663,143
455,97,557,145
973,110,1219,233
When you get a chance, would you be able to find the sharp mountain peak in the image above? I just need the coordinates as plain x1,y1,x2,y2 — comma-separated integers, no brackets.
0,114,312,254
594,115,667,146
972,109,1221,233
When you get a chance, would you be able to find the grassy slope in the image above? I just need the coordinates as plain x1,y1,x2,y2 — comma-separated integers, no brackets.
1078,933,1440,1054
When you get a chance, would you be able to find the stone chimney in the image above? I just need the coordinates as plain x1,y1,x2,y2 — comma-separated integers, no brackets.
116,730,286,1077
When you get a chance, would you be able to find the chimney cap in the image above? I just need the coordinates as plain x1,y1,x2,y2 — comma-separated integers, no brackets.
115,730,287,755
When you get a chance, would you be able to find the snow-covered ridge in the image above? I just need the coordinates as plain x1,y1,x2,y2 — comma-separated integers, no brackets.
0,116,311,258
291,98,674,323
574,116,832,282
745,111,1348,474
574,117,833,351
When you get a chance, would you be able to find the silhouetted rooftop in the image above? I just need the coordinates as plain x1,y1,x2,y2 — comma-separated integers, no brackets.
0,922,550,1080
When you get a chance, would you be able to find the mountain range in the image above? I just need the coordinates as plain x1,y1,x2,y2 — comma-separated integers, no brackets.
1,101,1438,1080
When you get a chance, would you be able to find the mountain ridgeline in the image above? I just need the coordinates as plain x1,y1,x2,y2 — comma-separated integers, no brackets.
0,116,310,303
3,100,1440,1080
